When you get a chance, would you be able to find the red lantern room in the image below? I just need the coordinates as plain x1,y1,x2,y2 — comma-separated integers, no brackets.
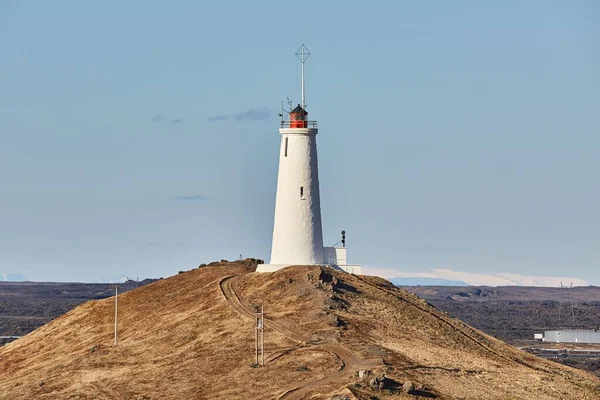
289,104,308,128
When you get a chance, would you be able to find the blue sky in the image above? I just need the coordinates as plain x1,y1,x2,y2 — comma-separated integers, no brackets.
1,1,598,283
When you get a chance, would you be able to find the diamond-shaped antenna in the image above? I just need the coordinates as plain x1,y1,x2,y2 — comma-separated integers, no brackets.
295,44,311,109
295,44,311,63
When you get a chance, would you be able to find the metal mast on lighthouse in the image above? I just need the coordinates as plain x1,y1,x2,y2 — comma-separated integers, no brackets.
296,44,310,109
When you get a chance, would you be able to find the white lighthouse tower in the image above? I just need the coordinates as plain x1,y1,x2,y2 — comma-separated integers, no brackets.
257,45,361,274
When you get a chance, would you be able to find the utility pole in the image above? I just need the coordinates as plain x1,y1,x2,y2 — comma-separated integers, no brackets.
114,286,118,346
261,304,265,366
254,304,265,366
255,307,258,365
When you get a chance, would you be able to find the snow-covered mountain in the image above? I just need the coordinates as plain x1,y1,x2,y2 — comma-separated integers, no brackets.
97,274,129,284
0,273,27,282
390,277,468,286
365,267,590,287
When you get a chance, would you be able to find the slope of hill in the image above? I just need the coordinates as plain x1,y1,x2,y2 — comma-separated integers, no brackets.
0,279,157,339
1,260,599,399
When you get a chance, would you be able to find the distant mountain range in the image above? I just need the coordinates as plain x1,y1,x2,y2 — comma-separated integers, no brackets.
0,273,27,282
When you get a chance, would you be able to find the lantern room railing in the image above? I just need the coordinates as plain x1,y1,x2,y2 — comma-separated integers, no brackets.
280,120,318,129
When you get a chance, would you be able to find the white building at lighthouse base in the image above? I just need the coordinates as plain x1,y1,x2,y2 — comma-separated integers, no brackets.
256,246,362,275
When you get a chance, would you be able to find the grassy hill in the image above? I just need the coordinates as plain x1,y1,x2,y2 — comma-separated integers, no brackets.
1,260,599,399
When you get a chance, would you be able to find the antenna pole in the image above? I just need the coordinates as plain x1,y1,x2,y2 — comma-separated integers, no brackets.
301,48,305,109
295,44,311,110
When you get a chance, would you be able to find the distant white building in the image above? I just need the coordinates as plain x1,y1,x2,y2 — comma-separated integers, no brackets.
536,329,600,344
256,45,361,275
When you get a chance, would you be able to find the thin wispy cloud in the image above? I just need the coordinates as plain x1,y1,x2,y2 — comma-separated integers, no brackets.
233,108,270,121
206,115,228,122
207,107,271,122
152,114,185,124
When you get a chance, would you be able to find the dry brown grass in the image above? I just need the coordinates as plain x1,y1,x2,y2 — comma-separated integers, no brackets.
0,261,599,399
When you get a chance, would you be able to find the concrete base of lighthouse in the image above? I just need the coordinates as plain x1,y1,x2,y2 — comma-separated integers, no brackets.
257,246,361,275
256,263,362,275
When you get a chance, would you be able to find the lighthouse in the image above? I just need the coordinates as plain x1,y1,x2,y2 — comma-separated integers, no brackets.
257,45,361,274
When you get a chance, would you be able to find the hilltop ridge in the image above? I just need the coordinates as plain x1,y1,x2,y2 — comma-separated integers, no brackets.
1,260,599,399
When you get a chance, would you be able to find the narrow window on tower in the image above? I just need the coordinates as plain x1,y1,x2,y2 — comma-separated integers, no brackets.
284,137,288,157
300,186,305,199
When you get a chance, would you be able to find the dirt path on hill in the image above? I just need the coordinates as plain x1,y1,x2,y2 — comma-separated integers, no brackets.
219,275,380,399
